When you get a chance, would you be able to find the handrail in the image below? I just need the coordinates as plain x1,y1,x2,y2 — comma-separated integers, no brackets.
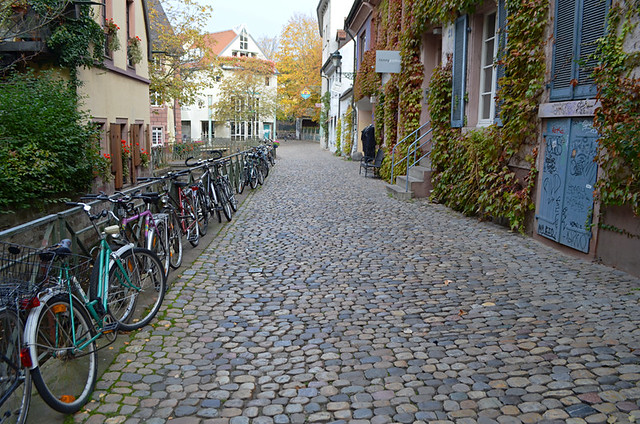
0,148,254,253
390,122,433,192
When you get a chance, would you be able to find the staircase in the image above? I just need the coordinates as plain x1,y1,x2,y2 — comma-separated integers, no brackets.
385,122,434,200
385,156,433,200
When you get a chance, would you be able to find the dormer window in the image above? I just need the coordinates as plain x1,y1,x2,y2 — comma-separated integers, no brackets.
240,31,248,50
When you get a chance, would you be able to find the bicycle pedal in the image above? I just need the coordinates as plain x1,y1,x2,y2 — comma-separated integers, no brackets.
102,322,119,333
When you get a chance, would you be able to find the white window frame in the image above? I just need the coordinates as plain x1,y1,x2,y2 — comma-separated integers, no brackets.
151,126,164,146
478,11,498,126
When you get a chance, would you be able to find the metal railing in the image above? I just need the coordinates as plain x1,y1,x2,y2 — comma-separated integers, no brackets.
390,122,433,193
0,148,252,254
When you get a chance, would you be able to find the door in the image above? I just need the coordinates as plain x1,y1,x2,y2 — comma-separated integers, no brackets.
263,123,272,140
537,118,599,253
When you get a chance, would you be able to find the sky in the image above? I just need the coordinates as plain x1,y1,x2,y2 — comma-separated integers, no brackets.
205,0,319,40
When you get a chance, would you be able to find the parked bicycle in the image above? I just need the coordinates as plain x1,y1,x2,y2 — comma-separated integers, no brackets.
140,170,202,247
21,202,166,414
185,157,235,223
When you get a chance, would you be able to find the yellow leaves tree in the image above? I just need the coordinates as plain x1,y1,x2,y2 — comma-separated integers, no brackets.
147,0,219,106
211,57,277,125
274,13,322,122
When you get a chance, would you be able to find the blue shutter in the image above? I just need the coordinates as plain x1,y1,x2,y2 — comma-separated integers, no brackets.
451,15,468,128
494,0,507,127
550,0,577,101
574,0,609,98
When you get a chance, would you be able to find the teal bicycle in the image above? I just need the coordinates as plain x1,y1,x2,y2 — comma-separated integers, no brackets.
22,201,166,414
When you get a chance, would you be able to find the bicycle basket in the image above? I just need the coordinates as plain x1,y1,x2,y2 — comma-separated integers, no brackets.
0,241,91,307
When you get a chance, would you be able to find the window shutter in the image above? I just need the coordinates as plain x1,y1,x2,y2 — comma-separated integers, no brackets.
574,0,609,98
494,0,507,127
451,15,468,128
550,0,577,101
110,123,123,190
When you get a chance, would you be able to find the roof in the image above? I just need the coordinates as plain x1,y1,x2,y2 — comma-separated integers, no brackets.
203,30,238,55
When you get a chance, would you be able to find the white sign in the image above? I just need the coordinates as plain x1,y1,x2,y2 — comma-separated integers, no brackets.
376,50,401,73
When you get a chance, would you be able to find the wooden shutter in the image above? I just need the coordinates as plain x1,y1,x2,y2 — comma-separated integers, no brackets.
574,0,609,98
494,0,507,127
451,15,468,128
110,123,123,189
550,0,577,101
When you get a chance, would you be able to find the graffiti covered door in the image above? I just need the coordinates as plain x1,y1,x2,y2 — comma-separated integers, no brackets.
537,118,598,253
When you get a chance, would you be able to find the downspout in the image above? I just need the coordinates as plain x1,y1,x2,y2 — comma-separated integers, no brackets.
345,26,358,157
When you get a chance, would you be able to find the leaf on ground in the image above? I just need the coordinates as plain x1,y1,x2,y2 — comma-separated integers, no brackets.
444,280,453,286
458,309,467,316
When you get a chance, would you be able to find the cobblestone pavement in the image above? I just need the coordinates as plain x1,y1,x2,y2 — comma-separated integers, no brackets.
76,141,640,424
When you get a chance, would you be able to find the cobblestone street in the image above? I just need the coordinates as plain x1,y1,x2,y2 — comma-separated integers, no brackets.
76,140,640,424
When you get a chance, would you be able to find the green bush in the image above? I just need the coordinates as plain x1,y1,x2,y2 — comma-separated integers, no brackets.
0,71,100,211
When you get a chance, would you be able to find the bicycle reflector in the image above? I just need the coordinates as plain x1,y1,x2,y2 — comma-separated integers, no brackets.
20,297,40,311
20,348,32,368
51,304,67,314
59,395,76,403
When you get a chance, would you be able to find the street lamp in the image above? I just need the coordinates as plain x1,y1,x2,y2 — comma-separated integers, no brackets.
331,51,342,81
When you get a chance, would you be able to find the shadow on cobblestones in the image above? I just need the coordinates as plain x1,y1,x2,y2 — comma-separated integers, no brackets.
60,140,640,424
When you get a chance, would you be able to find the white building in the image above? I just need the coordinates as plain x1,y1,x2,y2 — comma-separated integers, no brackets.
180,25,277,142
317,0,354,154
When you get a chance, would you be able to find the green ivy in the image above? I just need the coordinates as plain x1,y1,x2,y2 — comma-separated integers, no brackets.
0,71,102,211
46,3,106,81
335,117,342,155
417,0,546,232
320,91,330,145
593,0,640,217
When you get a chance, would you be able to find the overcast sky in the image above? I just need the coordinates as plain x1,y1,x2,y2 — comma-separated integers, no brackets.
205,0,319,40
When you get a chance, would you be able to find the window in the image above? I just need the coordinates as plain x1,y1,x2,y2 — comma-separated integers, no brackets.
550,0,609,101
201,121,213,139
265,76,270,86
152,127,163,146
240,31,248,50
150,90,161,107
478,12,498,125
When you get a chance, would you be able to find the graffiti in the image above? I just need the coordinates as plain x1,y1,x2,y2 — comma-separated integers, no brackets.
537,223,557,239
551,126,565,135
562,228,589,252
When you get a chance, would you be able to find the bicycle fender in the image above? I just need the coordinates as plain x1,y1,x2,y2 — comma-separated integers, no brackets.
108,243,135,273
23,291,85,370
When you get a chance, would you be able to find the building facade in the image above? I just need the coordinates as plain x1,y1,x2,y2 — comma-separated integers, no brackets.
338,0,640,276
180,25,277,143
318,0,355,154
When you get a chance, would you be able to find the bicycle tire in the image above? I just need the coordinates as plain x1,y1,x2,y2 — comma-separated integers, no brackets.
249,165,258,189
0,307,31,424
217,183,233,222
182,197,200,247
257,165,265,186
260,158,269,178
165,208,183,269
89,247,166,331
27,294,97,414
195,190,208,236
223,178,238,212
147,219,169,278
237,168,246,194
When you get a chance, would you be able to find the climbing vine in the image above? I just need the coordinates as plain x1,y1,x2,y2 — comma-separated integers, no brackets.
428,0,547,232
335,117,342,155
343,106,354,156
46,3,106,82
593,0,640,217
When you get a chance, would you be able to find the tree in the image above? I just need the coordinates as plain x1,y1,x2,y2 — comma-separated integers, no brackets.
147,0,219,106
256,35,279,61
274,13,322,121
211,57,277,134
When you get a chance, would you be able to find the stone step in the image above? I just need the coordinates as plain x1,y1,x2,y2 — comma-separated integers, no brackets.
385,183,414,200
409,165,429,180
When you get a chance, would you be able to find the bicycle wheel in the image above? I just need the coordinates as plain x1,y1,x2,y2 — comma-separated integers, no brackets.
182,197,200,247
195,190,208,236
249,165,258,189
0,307,31,424
216,183,233,222
147,218,169,278
208,180,222,223
221,177,238,212
237,167,246,195
260,158,269,178
165,209,183,269
27,294,97,414
90,248,166,332
257,164,265,186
